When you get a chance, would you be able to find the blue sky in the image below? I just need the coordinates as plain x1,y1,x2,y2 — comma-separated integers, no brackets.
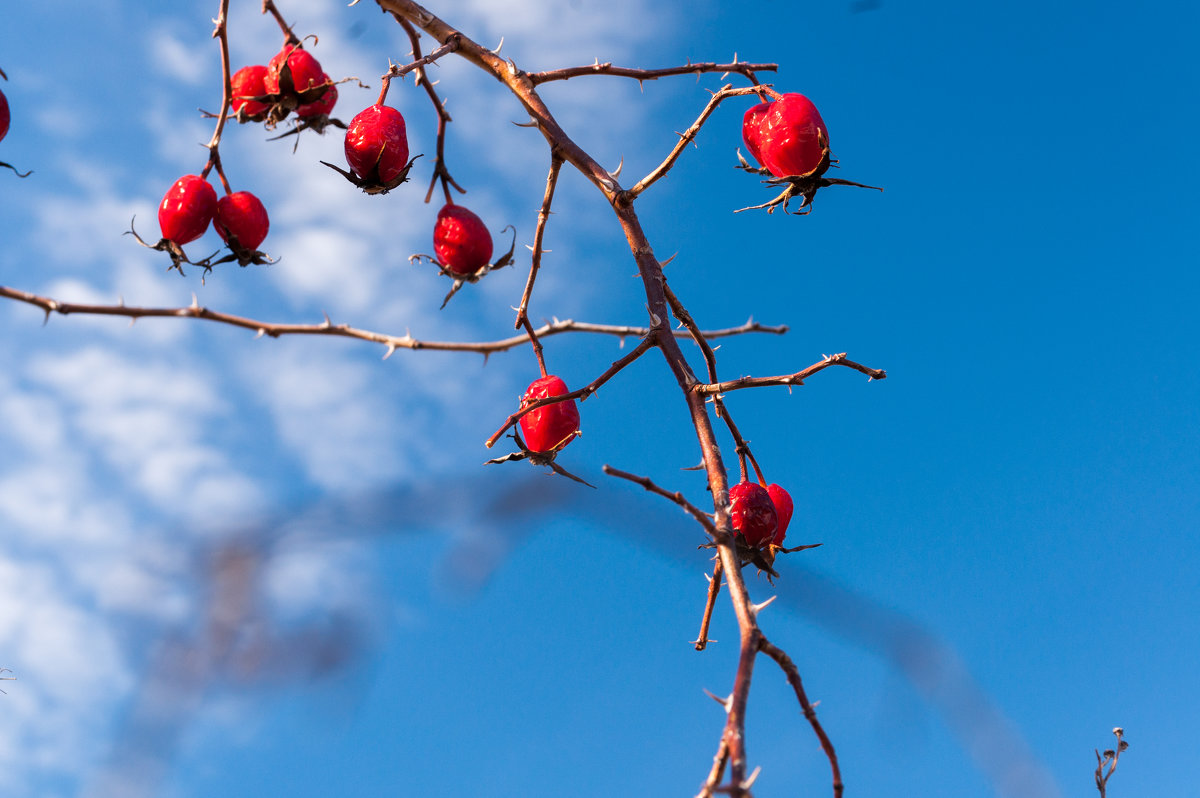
1,1,1197,796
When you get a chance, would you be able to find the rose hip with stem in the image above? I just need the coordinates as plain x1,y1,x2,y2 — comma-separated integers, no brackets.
728,480,778,548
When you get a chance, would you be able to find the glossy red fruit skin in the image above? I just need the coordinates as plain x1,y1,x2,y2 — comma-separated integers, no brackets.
344,105,409,183
518,375,580,455
158,175,218,245
741,101,770,167
729,481,778,548
265,45,325,98
230,65,270,118
758,93,829,178
0,88,10,143
434,204,493,275
296,75,336,118
213,191,269,251
766,484,793,547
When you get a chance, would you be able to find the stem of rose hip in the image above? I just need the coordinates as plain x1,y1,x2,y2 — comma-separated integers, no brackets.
261,0,300,45
520,316,548,377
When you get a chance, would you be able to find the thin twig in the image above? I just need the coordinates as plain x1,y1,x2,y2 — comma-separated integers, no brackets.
529,59,776,87
514,155,564,331
1094,727,1128,798
601,466,716,535
694,558,723,651
759,636,843,798
694,352,887,394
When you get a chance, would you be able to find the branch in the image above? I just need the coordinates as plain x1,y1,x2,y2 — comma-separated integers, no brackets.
513,155,564,331
628,84,767,199
759,636,844,798
529,58,776,87
601,465,716,535
694,352,887,394
0,286,781,358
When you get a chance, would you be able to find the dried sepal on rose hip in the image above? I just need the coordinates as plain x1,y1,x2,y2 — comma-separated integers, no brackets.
322,104,418,194
728,480,778,548
736,92,880,215
265,43,328,105
411,204,517,308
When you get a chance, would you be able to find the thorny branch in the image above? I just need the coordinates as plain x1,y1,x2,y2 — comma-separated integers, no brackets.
528,58,776,87
0,285,782,359
694,352,888,394
372,3,879,795
514,155,564,332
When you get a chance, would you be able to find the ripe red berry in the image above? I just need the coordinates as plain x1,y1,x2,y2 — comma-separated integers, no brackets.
756,93,829,178
296,75,337,118
728,481,778,548
766,484,793,547
230,65,270,119
518,375,580,455
344,105,409,184
741,101,770,167
158,175,218,245
0,88,9,143
265,44,326,100
213,191,269,251
434,204,493,275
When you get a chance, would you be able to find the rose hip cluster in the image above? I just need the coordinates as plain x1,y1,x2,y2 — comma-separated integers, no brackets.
231,41,338,128
157,175,269,256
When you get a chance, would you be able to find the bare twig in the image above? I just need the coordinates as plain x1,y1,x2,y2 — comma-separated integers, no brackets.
529,59,776,87
514,155,564,331
694,558,723,651
760,636,844,798
601,465,717,535
694,352,887,394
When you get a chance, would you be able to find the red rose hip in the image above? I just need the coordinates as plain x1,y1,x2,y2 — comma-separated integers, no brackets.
728,481,778,548
434,204,493,275
0,87,9,143
344,105,409,184
741,101,770,167
766,483,793,547
230,65,270,119
213,191,269,251
518,375,580,455
158,175,217,245
757,93,830,178
265,44,325,100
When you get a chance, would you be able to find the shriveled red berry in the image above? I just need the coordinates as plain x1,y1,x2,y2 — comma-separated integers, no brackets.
0,87,9,143
741,101,770,167
213,191,269,251
518,375,580,455
344,105,409,184
230,65,270,119
729,481,778,548
434,204,493,275
296,75,336,118
766,484,793,547
158,175,217,245
265,44,325,100
757,93,829,178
